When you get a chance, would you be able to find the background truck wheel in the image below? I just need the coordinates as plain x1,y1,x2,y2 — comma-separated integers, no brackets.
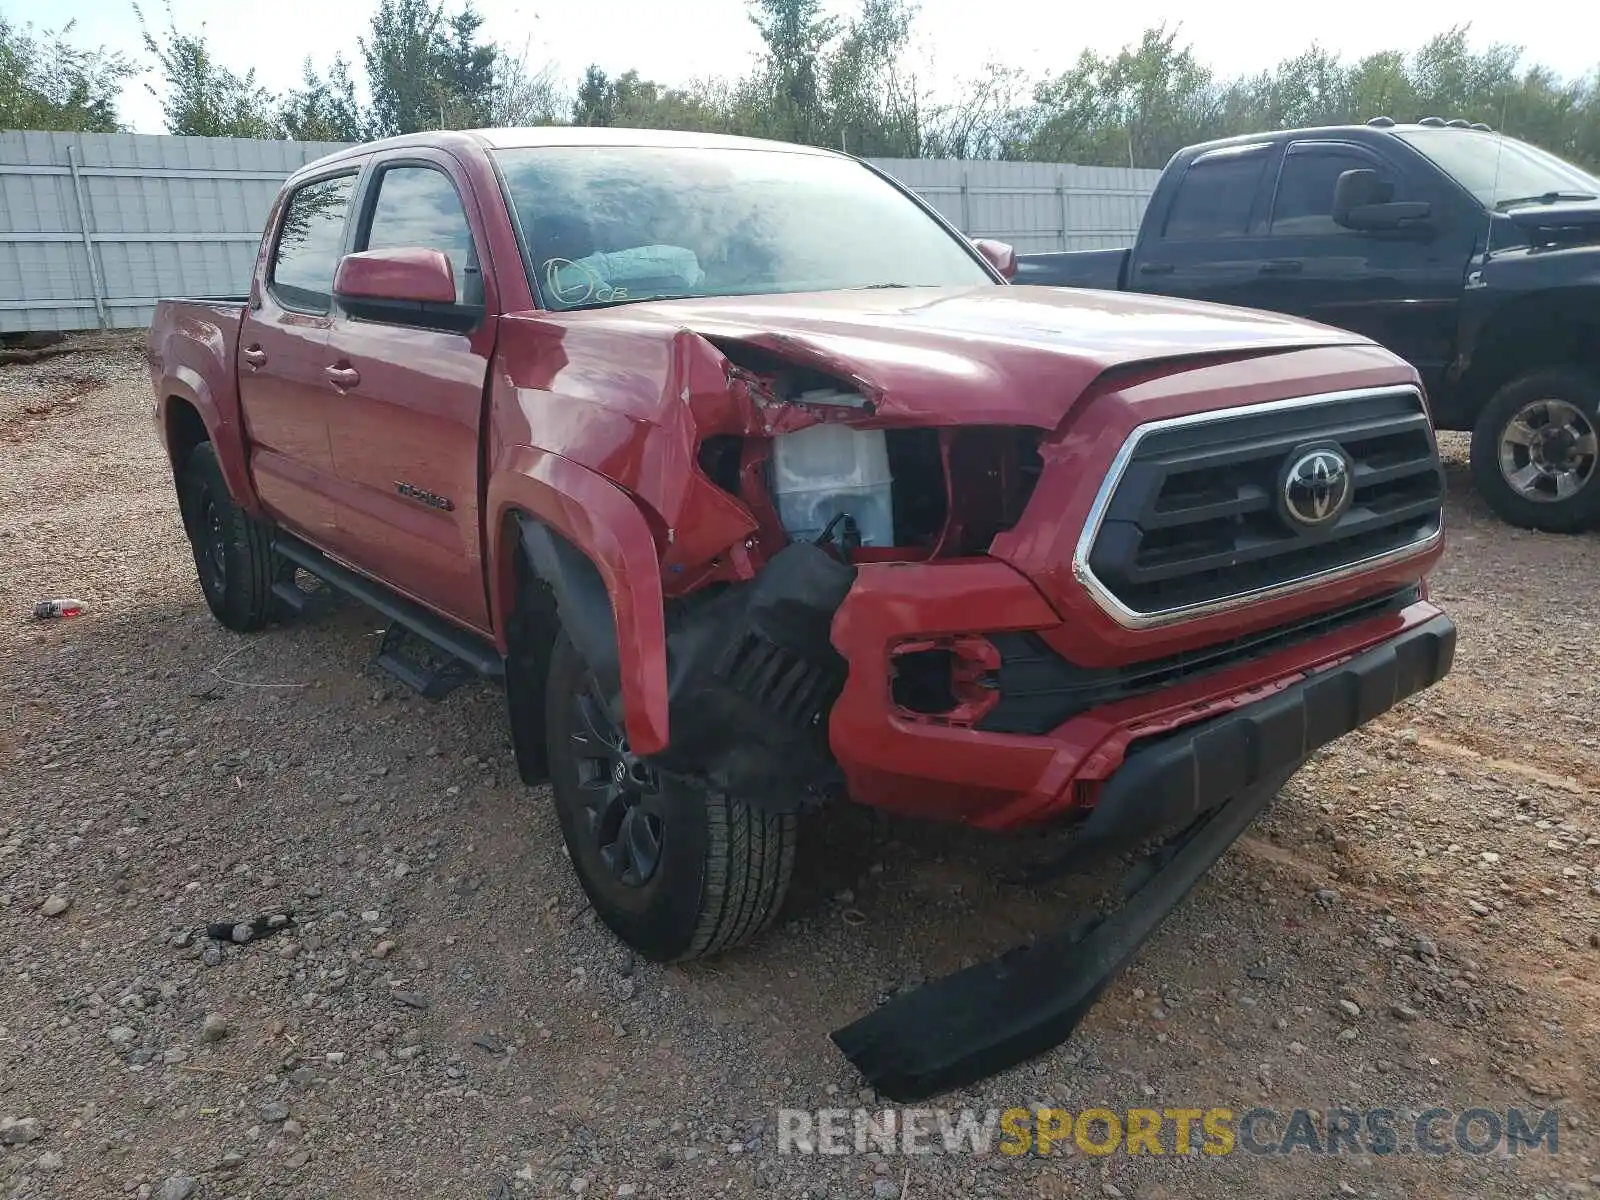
545,633,796,962
1471,367,1600,533
178,441,278,631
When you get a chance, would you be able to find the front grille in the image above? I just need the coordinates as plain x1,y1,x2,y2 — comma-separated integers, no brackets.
976,584,1420,735
1079,387,1443,622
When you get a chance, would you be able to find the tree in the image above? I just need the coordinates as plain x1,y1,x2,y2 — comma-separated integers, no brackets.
822,0,921,155
491,42,564,127
1012,27,1222,168
436,5,497,127
361,0,497,136
568,65,731,132
280,56,367,142
747,0,838,143
135,1,279,137
571,65,615,127
0,16,135,132
922,66,1027,160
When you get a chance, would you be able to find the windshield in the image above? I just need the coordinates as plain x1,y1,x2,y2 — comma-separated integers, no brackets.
493,145,993,310
1392,128,1600,209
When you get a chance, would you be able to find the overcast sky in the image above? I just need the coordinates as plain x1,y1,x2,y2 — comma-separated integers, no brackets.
30,0,1600,134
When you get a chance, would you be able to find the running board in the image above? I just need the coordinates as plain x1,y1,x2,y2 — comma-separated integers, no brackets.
272,534,503,686
375,622,475,700
829,771,1284,1102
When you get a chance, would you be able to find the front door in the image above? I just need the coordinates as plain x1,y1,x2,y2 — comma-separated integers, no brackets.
319,152,498,632
237,170,361,545
1251,140,1473,396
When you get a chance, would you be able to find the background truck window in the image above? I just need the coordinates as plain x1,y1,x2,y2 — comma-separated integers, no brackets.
362,166,480,304
1272,148,1391,235
270,173,358,313
1162,152,1268,240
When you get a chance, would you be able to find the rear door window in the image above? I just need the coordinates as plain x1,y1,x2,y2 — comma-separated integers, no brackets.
1162,152,1269,239
270,173,358,313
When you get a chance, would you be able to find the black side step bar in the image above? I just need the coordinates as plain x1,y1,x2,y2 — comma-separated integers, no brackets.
272,534,503,680
830,770,1286,1102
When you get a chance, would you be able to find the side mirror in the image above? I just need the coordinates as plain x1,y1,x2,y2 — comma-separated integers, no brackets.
972,238,1018,281
334,247,458,304
1332,169,1432,231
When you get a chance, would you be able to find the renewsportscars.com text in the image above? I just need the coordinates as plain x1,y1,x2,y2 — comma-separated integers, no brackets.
777,1106,1559,1158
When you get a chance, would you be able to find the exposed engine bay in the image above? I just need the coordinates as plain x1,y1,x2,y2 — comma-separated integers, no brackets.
692,334,1045,563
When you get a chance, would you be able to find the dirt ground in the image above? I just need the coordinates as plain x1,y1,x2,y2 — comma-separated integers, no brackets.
1,333,1597,1200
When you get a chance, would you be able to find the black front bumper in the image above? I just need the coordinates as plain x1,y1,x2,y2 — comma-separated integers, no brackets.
832,613,1456,1101
1077,612,1456,851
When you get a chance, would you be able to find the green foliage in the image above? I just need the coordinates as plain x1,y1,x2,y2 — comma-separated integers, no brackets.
568,66,729,133
491,43,564,127
360,0,497,136
281,56,368,142
1009,24,1600,169
1009,26,1220,167
135,1,279,138
0,16,135,133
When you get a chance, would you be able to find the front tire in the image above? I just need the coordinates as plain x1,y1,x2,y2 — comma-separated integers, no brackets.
545,634,796,962
1470,368,1600,533
178,442,278,631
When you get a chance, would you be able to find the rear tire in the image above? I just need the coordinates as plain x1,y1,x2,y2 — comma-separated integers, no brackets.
178,442,277,631
1470,367,1600,533
546,634,796,961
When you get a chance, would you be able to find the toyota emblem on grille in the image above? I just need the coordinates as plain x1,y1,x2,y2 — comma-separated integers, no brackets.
1280,445,1354,530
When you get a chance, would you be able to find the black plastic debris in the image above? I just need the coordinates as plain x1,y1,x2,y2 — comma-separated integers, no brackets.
831,772,1286,1101
204,911,295,945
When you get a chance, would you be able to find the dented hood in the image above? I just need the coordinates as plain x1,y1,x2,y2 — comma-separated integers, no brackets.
550,284,1373,427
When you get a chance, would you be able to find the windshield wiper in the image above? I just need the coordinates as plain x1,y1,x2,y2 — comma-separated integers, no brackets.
557,293,704,311
1494,191,1598,210
845,282,915,290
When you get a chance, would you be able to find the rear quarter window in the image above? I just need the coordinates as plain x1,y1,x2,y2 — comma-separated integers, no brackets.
1163,153,1269,240
270,173,359,313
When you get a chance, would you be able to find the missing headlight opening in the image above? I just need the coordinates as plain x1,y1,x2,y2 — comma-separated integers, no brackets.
697,425,1043,561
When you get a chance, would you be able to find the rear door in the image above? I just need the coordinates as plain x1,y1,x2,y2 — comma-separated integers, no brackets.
238,170,361,543
1253,139,1473,394
1126,143,1279,310
318,150,498,632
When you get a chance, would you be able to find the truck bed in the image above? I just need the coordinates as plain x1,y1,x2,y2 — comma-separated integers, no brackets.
1013,247,1130,291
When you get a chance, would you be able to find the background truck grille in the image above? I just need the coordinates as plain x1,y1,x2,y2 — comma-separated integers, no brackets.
1080,387,1443,622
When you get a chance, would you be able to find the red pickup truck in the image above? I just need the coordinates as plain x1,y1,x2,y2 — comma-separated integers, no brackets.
148,127,1454,1099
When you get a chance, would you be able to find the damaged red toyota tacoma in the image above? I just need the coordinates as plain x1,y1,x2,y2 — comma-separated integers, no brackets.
148,128,1455,1099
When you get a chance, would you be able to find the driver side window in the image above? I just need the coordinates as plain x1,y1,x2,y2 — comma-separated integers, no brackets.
1272,147,1399,235
360,165,481,305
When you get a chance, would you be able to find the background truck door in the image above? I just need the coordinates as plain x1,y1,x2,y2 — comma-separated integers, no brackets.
237,170,360,545
319,151,498,632
1252,139,1474,396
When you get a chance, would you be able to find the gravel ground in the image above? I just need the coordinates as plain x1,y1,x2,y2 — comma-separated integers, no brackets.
2,333,1598,1199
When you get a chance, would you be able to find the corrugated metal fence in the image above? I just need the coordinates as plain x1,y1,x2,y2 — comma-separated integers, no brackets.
1,132,350,332
0,131,1160,334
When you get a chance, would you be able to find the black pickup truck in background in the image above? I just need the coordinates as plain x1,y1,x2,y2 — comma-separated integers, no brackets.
1018,119,1600,532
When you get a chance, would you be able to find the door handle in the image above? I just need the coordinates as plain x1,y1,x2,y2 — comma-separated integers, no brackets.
1258,259,1304,275
1138,262,1175,276
241,345,267,368
324,364,361,389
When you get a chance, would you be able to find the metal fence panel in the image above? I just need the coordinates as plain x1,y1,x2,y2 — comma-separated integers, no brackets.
0,132,1159,333
0,131,350,332
870,158,1161,254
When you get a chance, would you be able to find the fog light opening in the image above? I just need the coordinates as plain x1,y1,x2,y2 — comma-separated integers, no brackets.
890,636,1001,725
